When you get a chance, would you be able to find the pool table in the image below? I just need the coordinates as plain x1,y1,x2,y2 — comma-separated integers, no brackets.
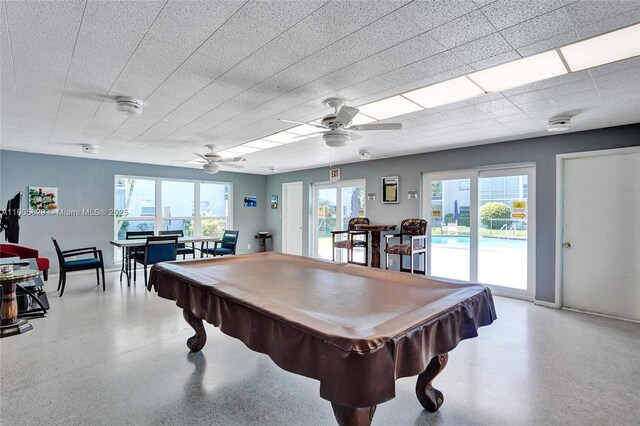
148,252,496,425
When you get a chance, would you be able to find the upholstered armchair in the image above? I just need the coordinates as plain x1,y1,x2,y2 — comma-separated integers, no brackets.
384,218,427,274
331,217,370,266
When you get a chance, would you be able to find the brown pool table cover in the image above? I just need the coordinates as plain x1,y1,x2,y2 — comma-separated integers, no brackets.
149,252,496,407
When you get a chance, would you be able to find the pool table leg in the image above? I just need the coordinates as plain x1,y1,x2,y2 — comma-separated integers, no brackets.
331,403,376,426
415,353,449,412
183,310,207,352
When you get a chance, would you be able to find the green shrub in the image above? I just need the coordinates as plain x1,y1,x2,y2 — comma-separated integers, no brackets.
444,213,454,223
480,202,511,229
457,211,470,227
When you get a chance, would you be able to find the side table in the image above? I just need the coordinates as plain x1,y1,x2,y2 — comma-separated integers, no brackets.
1,269,38,337
254,233,273,252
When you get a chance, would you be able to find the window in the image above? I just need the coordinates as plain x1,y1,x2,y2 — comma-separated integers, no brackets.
114,176,232,255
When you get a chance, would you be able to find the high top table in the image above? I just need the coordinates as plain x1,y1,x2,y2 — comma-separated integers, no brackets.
149,252,496,425
353,224,397,268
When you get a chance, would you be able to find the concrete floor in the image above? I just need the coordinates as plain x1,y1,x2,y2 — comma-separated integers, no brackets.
1,271,639,426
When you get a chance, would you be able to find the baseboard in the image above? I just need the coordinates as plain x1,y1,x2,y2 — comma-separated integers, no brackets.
561,307,639,324
534,299,560,308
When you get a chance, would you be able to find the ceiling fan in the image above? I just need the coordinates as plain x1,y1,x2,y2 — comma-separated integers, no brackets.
193,144,246,174
279,97,402,147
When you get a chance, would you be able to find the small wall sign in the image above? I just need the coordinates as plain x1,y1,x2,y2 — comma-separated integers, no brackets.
511,200,527,219
329,168,341,181
367,193,376,201
407,190,418,199
381,176,399,204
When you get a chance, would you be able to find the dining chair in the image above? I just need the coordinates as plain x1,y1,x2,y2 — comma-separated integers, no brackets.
51,237,105,297
384,218,428,274
158,230,195,259
331,217,370,266
200,230,239,257
125,230,154,280
132,236,178,287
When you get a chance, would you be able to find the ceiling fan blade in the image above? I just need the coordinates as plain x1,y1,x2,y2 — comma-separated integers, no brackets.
278,118,326,129
335,106,360,125
294,132,324,139
194,152,211,162
220,156,246,163
349,132,362,141
220,163,244,169
346,123,402,131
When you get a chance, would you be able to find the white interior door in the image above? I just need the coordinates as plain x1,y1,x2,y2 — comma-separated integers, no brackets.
282,182,303,256
561,150,640,321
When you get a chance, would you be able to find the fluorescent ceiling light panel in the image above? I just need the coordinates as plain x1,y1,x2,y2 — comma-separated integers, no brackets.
349,113,377,126
403,77,485,108
221,145,260,154
287,124,321,136
468,50,568,92
244,139,282,149
263,131,300,144
357,95,423,120
560,24,640,72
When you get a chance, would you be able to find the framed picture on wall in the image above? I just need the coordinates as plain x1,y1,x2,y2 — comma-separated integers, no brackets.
28,186,58,213
381,176,399,204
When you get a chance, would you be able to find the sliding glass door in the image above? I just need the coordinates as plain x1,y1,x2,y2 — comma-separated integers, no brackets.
423,166,535,297
312,180,365,262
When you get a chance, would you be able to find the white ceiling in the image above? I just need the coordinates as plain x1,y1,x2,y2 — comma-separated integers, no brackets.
1,0,639,175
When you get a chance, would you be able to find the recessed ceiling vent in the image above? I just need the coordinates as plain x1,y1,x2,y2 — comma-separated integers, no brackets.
115,96,143,117
81,144,99,154
547,115,572,132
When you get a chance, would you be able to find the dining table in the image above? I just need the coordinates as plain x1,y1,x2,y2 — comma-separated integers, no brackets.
353,224,397,268
110,236,221,284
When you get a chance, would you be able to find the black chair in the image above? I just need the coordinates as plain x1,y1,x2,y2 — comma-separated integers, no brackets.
132,236,178,287
158,230,194,259
200,230,239,257
384,218,428,274
126,230,154,280
51,237,105,297
331,217,370,266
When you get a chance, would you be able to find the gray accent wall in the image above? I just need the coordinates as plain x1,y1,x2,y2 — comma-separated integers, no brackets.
1,124,638,302
0,151,267,272
264,124,640,303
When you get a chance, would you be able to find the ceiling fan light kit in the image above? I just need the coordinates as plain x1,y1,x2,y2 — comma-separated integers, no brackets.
547,116,572,132
115,96,143,116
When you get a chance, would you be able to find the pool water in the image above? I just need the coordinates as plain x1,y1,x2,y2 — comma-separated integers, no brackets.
431,235,526,250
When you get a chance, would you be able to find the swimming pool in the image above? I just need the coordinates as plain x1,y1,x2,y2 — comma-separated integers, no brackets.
431,235,527,250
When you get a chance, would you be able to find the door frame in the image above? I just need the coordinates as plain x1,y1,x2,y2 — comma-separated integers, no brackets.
554,146,640,310
310,179,366,260
422,163,535,300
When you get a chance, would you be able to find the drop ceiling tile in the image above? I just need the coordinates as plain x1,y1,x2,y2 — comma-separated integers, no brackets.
574,10,640,39
376,34,446,67
470,50,522,71
563,1,639,29
506,90,553,108
516,31,579,57
397,1,479,32
428,10,496,48
500,8,572,48
473,98,523,117
451,32,514,63
377,65,427,88
413,51,467,79
589,56,640,77
480,0,564,30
